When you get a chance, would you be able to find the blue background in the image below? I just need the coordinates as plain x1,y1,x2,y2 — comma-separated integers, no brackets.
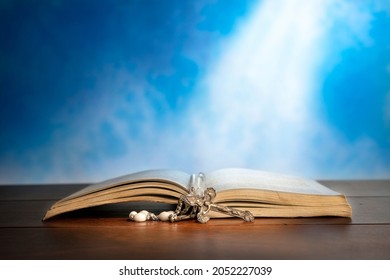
1,0,389,183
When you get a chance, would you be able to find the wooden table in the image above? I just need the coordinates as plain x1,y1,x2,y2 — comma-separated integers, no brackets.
1,180,389,259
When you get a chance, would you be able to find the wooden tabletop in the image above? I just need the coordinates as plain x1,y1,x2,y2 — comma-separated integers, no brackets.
1,180,389,260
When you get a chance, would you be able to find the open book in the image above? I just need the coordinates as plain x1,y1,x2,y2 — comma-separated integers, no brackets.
43,168,352,220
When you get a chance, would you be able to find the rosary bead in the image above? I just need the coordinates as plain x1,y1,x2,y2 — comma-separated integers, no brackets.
133,212,147,222
158,211,174,221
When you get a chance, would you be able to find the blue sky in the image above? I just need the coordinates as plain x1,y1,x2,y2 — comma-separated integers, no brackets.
0,0,389,183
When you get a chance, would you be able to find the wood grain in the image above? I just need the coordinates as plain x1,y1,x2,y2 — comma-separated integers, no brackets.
0,181,389,260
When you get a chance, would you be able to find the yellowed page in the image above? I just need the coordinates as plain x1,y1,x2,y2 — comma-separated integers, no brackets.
206,168,341,196
61,169,190,201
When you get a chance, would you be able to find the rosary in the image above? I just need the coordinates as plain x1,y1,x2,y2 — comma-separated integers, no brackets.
129,173,254,224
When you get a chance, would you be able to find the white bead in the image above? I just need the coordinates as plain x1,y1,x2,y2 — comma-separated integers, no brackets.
140,210,149,215
129,211,137,220
133,212,147,222
158,211,174,222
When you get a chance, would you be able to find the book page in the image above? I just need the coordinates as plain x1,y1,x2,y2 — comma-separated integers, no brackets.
63,169,191,201
206,168,341,196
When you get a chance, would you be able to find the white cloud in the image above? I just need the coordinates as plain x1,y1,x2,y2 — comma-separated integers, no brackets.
2,0,388,184
185,0,390,179
186,0,329,174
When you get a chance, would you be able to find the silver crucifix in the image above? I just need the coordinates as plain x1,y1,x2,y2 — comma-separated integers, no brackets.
169,173,254,223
